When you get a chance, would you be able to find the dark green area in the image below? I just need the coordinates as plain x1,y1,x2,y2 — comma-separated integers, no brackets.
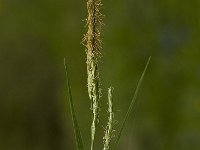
0,0,200,150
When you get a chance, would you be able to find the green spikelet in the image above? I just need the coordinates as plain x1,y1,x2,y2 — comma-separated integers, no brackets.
103,87,115,150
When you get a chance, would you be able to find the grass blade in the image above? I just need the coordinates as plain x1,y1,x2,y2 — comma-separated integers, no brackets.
64,58,85,150
112,57,151,150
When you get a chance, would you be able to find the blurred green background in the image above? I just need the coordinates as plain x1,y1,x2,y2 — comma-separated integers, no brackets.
0,0,200,150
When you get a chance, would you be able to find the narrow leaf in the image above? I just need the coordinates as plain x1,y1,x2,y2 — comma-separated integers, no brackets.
64,58,85,150
112,57,151,150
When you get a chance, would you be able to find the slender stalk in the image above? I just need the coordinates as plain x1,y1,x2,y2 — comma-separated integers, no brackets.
83,0,103,150
103,87,115,150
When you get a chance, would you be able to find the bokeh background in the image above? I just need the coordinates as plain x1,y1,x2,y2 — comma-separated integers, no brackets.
1,0,200,150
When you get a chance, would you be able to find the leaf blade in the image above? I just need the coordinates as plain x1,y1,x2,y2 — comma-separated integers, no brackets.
112,57,151,150
64,58,85,150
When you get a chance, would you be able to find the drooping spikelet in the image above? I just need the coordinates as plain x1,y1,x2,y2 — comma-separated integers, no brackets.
82,0,104,150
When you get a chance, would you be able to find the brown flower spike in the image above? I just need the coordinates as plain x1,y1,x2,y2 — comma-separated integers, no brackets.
82,0,104,150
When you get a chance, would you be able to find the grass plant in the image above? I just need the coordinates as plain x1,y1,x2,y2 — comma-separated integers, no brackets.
65,0,151,149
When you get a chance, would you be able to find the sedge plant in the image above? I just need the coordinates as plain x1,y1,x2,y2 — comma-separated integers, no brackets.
64,0,151,150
